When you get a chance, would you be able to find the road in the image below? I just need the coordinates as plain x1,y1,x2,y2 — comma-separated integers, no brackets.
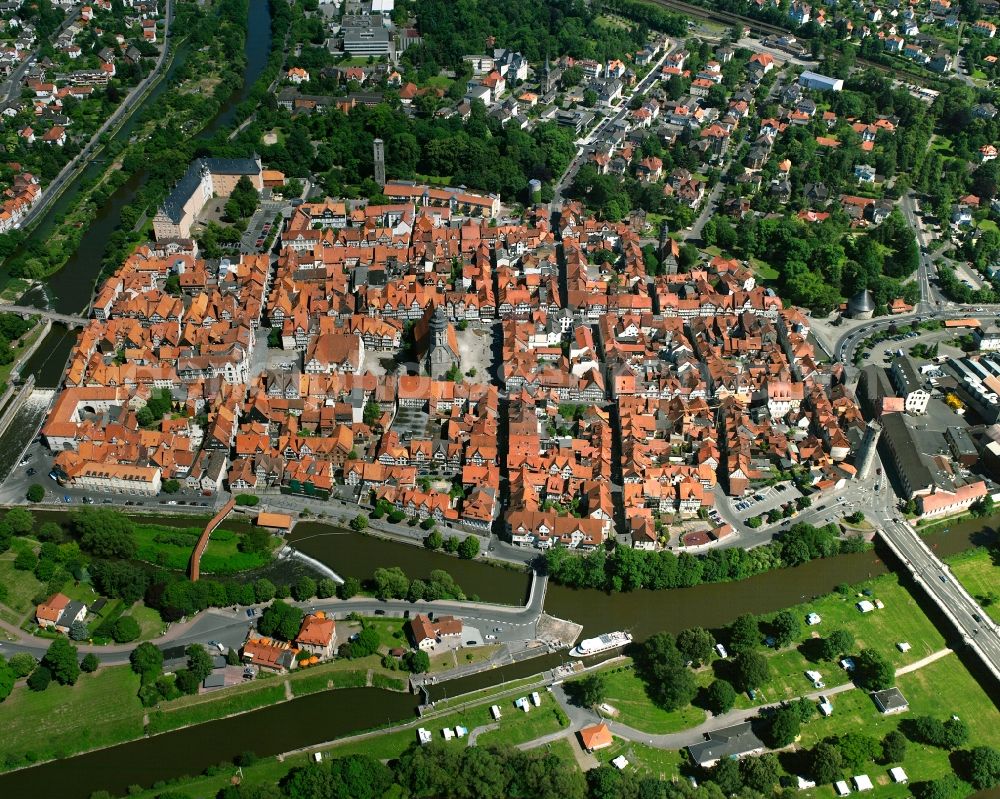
0,571,550,665
553,44,674,204
879,519,1000,682
0,5,83,104
13,0,175,234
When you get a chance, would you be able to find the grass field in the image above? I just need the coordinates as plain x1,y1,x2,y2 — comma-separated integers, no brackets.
474,693,569,748
597,666,706,733
751,257,780,281
0,666,144,769
596,739,684,778
949,548,1000,622
290,668,367,696
793,653,1000,798
730,575,947,708
132,524,275,573
0,549,47,615
147,683,288,735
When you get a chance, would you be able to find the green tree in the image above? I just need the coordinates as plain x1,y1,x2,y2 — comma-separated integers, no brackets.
740,753,780,793
257,600,304,641
809,742,844,783
728,613,760,652
254,578,276,603
0,657,14,701
337,576,360,600
403,649,430,673
837,732,882,769
9,652,36,678
854,648,894,691
316,578,337,599
424,529,443,550
186,644,214,682
80,653,99,673
161,479,181,494
457,536,480,559
767,705,802,747
635,632,697,711
733,650,770,692
130,641,163,681
69,620,89,641
70,508,137,559
350,627,380,658
26,484,44,502
711,757,743,794
705,678,737,715
968,746,1000,790
770,610,801,648
292,576,317,601
5,507,34,535
27,665,52,692
373,566,410,599
677,626,715,666
820,629,855,661
43,637,80,685
350,514,369,532
111,615,141,643
571,673,607,707
881,730,907,764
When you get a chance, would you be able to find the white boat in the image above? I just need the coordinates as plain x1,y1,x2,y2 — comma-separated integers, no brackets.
569,631,632,657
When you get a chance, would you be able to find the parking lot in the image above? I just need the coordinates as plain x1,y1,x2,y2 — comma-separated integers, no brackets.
724,481,802,522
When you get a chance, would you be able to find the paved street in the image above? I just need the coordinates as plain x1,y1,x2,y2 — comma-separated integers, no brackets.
0,572,550,665
13,0,175,235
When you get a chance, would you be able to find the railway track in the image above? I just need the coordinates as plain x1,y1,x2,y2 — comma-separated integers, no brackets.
644,0,947,88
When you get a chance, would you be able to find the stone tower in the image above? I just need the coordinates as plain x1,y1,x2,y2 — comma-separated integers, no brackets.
373,138,386,186
855,421,883,481
425,305,459,379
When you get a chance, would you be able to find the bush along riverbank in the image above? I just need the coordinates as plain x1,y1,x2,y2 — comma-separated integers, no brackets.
546,521,867,591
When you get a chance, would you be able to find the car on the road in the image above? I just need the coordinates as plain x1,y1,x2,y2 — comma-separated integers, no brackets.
485,634,497,641
939,575,948,583
82,496,93,504
18,456,31,466
62,495,72,503
465,640,476,646
25,467,36,476
374,609,386,616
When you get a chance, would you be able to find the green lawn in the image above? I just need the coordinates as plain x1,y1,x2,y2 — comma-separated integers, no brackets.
949,548,1000,622
474,693,569,748
0,319,45,390
131,603,168,641
751,257,780,281
977,219,1000,235
147,682,288,735
794,653,1000,798
0,550,47,616
596,739,683,779
0,665,144,770
132,523,275,573
355,617,408,650
735,575,947,707
594,666,706,734
290,668,367,696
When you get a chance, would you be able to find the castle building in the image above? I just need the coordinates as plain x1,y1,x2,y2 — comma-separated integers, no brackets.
153,156,264,240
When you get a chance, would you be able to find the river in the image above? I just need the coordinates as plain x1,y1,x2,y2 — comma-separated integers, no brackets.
0,688,420,799
2,514,996,797
13,0,274,319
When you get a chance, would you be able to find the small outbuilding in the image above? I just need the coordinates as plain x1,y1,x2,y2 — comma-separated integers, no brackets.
872,687,910,715
579,723,614,752
853,775,873,792
834,780,851,796
890,767,908,783
255,512,293,533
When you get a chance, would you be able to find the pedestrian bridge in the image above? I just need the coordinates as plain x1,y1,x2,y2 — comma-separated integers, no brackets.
1,305,87,328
